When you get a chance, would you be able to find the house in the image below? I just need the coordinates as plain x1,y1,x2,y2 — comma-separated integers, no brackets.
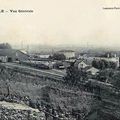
0,49,29,62
0,56,7,62
58,50,75,59
74,59,90,69
86,67,99,75
78,61,89,69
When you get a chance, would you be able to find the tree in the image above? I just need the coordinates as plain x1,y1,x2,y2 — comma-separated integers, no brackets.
109,61,117,69
92,59,117,70
65,63,87,86
92,60,99,69
111,72,120,89
50,53,66,60
96,69,113,82
0,43,12,49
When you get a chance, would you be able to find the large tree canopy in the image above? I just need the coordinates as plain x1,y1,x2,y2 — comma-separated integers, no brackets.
92,59,117,70
95,69,120,89
65,63,87,86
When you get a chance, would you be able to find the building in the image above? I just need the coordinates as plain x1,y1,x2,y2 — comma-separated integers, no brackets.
78,61,89,69
74,60,99,75
29,53,51,61
78,53,119,68
86,67,99,75
74,59,91,69
0,56,7,62
58,50,75,59
38,54,50,59
0,49,29,62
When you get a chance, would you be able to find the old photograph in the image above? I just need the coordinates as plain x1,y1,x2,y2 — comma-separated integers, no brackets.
0,0,120,120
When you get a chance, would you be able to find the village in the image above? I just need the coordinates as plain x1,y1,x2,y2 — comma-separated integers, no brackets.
0,43,119,77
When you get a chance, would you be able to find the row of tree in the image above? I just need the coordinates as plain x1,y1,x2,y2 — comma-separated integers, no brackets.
49,53,66,60
92,59,117,70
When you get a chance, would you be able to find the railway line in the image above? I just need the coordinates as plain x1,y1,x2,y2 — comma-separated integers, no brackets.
0,63,65,81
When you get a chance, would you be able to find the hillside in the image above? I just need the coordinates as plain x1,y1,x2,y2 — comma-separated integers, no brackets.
0,63,99,120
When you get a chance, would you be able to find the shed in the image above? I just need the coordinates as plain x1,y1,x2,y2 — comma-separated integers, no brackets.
0,49,29,62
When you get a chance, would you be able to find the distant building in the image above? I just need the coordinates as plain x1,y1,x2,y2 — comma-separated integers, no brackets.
78,61,89,69
38,54,50,59
74,60,99,75
74,59,91,69
29,53,51,61
93,57,119,68
58,50,75,59
78,53,119,68
0,49,29,62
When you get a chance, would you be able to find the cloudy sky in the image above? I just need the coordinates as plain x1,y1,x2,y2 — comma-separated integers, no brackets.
0,0,120,48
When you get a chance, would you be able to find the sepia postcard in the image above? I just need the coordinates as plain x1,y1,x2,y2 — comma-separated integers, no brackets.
0,0,120,120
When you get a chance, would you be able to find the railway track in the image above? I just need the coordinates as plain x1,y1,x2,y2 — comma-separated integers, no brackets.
0,63,65,82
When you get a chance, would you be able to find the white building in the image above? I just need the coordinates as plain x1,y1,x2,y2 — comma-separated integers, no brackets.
78,61,89,69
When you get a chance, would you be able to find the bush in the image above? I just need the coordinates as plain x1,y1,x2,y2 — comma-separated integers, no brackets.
50,53,66,60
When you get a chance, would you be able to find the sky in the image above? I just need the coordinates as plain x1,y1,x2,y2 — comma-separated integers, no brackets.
0,0,120,48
